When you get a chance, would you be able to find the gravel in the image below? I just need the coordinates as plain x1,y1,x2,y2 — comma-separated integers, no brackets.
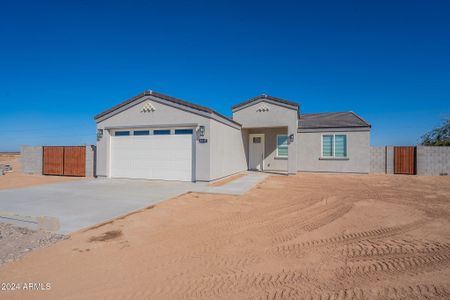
0,222,66,266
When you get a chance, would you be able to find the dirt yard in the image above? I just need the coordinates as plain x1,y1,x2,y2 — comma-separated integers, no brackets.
0,154,80,190
1,173,449,299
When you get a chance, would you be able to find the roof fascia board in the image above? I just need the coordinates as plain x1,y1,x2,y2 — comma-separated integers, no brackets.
232,98,298,113
298,127,371,133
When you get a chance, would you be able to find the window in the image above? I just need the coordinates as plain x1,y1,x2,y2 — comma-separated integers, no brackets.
322,134,347,158
115,131,130,136
276,135,288,157
335,135,347,157
322,135,333,157
174,129,193,135
134,130,150,136
153,129,171,135
253,137,261,143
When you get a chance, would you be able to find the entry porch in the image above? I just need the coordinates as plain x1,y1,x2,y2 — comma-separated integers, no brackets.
241,127,291,174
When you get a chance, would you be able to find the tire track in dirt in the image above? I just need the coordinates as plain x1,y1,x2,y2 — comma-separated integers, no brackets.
271,203,354,244
166,269,313,299
341,252,450,278
271,220,426,257
294,284,450,300
343,239,450,259
130,283,450,300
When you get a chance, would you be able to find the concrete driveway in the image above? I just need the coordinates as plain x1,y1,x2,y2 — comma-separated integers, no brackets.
0,178,203,234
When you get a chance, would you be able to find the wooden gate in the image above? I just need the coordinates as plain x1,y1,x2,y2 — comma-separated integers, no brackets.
42,146,64,175
43,146,86,177
394,146,416,175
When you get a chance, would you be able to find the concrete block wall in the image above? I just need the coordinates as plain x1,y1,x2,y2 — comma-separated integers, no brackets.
85,145,96,177
370,146,386,173
385,146,394,174
370,145,449,176
416,146,450,176
20,146,43,175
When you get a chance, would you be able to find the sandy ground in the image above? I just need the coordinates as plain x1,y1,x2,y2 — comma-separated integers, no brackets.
1,173,450,299
0,154,80,190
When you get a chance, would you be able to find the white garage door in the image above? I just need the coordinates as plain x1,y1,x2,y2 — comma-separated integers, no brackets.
110,134,193,181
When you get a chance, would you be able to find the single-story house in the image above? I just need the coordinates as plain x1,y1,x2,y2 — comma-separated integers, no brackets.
94,90,371,181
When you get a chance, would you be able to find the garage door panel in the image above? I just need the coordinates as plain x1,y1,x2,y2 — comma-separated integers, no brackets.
110,134,193,181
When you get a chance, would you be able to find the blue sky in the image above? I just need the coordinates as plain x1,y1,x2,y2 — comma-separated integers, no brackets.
0,0,449,151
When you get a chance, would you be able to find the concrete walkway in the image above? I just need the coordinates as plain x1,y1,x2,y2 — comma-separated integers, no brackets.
193,172,268,195
0,172,267,233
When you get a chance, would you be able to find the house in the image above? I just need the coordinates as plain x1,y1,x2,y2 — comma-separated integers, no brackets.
94,91,371,181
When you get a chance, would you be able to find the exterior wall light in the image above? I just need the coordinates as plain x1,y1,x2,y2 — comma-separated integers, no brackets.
289,134,294,143
198,125,205,137
97,129,104,141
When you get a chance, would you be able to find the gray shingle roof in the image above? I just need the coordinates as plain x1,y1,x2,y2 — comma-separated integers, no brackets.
298,112,371,129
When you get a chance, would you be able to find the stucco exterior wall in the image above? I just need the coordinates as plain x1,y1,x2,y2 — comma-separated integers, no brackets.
233,100,298,174
247,128,288,172
96,96,212,181
209,120,247,180
297,129,370,173
20,146,43,175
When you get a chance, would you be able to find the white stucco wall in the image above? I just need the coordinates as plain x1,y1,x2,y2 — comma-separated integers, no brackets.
297,129,370,173
209,119,247,180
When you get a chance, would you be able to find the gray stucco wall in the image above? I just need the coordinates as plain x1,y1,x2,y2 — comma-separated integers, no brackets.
233,100,298,174
370,146,386,173
209,119,247,180
247,127,288,172
417,146,450,176
20,146,43,175
297,129,370,173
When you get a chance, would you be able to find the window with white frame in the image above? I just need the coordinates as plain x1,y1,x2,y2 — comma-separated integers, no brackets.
322,134,347,158
276,135,288,157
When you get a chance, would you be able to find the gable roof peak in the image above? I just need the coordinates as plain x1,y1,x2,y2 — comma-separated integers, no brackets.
232,94,299,110
94,90,241,127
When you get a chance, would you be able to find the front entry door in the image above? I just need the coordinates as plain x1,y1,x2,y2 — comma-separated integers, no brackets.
249,134,265,171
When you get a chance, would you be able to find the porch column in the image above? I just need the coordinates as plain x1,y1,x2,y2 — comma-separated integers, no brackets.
287,123,298,175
